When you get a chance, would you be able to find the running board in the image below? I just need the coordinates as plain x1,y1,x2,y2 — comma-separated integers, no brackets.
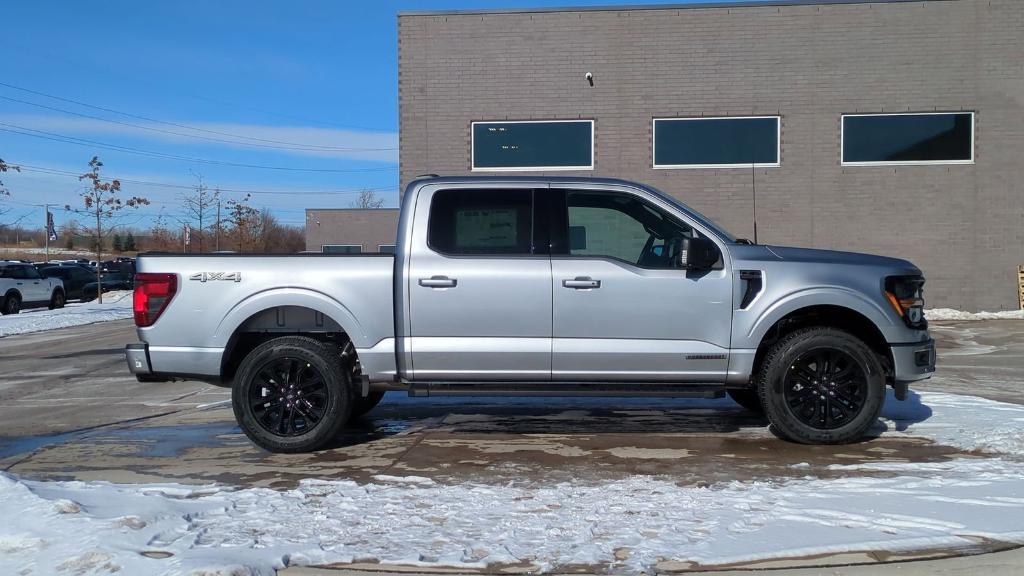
409,382,726,398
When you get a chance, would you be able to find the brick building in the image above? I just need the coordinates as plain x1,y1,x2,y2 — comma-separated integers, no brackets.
304,208,399,253
395,0,1024,311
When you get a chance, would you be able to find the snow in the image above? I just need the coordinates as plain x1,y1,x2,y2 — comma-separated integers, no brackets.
0,290,133,338
926,308,1024,321
3,390,1024,574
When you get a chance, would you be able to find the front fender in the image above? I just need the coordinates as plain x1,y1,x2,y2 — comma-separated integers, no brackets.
738,286,900,349
213,287,369,348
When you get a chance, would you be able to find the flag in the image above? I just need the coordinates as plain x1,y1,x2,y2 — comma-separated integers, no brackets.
46,211,57,242
184,224,191,245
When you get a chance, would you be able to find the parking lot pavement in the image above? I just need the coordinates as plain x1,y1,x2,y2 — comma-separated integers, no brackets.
1,318,1023,574
2,319,1009,487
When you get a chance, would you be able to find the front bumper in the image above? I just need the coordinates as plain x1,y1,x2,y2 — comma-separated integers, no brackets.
891,338,936,383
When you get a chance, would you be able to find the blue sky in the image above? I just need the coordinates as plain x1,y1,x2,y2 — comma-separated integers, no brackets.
2,0,734,231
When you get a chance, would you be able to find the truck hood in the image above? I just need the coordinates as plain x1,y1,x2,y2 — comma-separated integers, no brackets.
731,244,921,274
766,245,918,269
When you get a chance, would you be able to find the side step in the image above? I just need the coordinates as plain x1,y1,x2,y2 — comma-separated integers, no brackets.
409,382,726,398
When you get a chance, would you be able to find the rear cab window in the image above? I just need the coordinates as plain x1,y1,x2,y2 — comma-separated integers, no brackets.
427,189,541,256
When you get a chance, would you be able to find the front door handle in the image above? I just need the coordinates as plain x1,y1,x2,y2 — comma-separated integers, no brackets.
419,275,457,288
562,276,601,289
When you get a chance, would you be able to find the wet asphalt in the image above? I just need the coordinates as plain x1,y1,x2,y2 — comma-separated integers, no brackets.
1,318,1021,489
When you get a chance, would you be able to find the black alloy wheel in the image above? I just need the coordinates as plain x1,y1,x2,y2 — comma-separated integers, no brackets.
248,357,330,437
782,348,868,430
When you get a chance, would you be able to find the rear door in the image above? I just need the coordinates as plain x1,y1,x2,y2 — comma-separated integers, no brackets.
549,187,733,381
406,186,552,380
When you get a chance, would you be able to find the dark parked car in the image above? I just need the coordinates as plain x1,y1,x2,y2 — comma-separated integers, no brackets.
81,272,134,301
39,265,96,301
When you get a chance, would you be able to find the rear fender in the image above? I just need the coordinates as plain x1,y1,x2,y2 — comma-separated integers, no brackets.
213,288,369,348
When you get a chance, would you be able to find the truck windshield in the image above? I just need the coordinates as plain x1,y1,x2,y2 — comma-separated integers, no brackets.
641,184,739,243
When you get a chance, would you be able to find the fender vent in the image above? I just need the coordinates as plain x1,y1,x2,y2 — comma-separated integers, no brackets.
739,270,763,309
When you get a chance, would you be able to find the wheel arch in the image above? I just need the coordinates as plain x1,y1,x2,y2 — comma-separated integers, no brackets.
217,290,365,383
750,303,894,388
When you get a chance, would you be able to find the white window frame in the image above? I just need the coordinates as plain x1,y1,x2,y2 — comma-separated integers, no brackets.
840,111,975,167
471,119,594,172
652,115,781,170
321,244,362,254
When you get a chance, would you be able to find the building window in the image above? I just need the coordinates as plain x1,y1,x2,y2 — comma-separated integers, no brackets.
428,189,534,255
471,120,593,171
378,244,397,254
322,244,362,254
653,116,780,169
842,112,974,165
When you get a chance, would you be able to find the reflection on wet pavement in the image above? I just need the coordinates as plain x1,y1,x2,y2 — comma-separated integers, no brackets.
1,394,975,489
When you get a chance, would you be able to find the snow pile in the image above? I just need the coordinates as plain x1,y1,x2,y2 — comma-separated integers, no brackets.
0,290,133,337
926,308,1024,321
1,391,1024,574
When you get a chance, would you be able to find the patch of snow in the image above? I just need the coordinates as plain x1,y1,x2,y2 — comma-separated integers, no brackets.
926,308,1024,321
0,290,133,337
1,391,1024,574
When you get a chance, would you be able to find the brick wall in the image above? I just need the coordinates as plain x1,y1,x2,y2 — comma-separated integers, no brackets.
305,209,400,253
398,0,1024,311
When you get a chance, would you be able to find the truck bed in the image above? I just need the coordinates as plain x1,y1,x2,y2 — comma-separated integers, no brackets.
135,253,395,380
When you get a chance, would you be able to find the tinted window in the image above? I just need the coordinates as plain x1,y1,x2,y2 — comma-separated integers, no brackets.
321,245,362,254
565,191,696,269
41,268,67,279
654,117,779,167
1,265,30,279
472,121,592,170
378,245,396,254
842,113,973,164
428,189,534,255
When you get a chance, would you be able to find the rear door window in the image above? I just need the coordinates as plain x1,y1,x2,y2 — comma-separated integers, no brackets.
427,189,537,255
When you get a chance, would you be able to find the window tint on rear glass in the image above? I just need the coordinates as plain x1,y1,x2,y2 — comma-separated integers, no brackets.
428,189,534,255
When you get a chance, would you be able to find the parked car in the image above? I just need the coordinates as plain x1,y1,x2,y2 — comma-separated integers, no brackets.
81,272,134,301
39,265,96,301
126,176,935,453
0,262,66,314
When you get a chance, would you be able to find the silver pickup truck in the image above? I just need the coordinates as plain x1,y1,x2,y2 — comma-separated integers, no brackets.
126,176,935,453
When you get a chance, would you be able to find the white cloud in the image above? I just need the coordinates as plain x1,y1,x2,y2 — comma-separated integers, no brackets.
0,114,398,163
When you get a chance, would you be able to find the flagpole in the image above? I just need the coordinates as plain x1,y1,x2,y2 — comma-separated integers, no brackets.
43,204,51,264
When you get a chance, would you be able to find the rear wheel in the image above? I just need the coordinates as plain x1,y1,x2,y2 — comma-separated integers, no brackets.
232,336,352,453
351,390,385,417
48,290,65,310
2,294,20,315
757,327,885,444
727,388,764,413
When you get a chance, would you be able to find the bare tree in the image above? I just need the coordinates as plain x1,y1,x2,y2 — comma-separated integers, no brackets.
226,194,260,252
67,157,149,303
147,212,179,252
0,157,19,218
181,172,219,253
350,189,385,209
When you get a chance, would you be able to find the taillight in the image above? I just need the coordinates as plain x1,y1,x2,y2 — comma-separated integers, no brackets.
885,275,927,329
134,273,177,327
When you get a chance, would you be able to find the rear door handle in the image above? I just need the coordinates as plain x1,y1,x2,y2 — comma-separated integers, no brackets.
418,275,457,288
562,276,601,289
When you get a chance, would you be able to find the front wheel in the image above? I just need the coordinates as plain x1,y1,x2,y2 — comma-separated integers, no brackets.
232,336,353,453
2,294,20,315
757,327,885,444
49,290,65,310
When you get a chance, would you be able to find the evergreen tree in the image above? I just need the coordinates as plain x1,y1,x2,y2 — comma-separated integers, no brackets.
65,236,74,250
124,232,137,252
113,233,123,253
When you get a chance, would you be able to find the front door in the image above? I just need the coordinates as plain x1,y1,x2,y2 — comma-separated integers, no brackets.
408,187,552,380
550,188,733,381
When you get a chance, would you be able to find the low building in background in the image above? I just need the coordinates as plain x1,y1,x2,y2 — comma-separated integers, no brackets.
397,0,1023,311
305,208,399,253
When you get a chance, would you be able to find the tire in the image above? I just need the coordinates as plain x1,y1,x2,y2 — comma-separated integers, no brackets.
232,336,353,453
1,293,20,315
757,327,885,444
351,390,385,417
48,290,65,310
727,388,764,413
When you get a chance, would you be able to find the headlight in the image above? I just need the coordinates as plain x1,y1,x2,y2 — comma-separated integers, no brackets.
885,275,926,329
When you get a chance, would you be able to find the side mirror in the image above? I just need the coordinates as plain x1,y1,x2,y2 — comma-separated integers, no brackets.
679,236,719,270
